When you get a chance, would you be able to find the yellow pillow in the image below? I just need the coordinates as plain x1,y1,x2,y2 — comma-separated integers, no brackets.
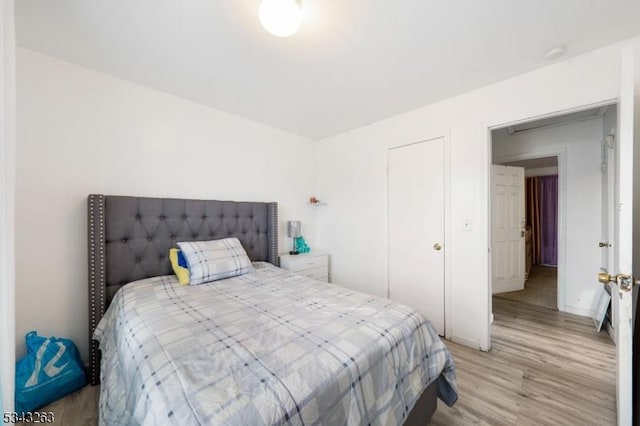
169,248,190,285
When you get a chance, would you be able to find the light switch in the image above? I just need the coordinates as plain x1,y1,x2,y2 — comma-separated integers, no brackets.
461,218,472,231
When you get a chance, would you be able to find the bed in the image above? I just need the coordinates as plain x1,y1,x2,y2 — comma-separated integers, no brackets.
88,195,457,425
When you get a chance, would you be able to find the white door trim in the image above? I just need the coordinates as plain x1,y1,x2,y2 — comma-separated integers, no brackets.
481,98,617,351
493,150,567,313
385,133,452,338
0,0,16,413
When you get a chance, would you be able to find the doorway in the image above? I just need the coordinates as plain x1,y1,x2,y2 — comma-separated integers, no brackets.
485,103,620,423
490,104,616,317
494,156,559,310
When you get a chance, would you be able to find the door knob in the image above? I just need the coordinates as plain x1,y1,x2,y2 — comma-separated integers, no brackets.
598,242,611,248
433,243,442,251
598,271,612,284
597,271,639,291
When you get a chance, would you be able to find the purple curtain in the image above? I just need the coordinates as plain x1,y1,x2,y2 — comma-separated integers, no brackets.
538,175,558,265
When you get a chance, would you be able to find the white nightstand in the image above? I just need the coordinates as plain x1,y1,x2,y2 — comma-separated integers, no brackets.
279,252,329,282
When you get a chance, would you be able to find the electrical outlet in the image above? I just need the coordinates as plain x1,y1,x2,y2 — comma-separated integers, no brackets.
461,219,472,231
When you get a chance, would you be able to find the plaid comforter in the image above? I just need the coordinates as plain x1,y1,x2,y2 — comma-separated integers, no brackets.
94,262,457,426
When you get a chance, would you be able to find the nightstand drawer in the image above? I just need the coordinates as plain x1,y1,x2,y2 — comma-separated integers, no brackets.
281,254,328,272
298,266,328,282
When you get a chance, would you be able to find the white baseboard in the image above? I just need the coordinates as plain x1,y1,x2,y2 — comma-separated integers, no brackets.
450,334,482,351
562,305,594,318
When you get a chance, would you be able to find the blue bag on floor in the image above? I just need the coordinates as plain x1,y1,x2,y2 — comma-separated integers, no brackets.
15,331,87,412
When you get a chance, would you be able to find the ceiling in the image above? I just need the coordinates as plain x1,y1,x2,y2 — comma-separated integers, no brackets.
16,1,640,139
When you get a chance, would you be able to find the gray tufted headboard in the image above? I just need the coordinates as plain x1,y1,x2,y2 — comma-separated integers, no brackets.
87,194,278,385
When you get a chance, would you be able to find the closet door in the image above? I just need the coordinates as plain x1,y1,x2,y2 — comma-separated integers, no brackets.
388,138,445,335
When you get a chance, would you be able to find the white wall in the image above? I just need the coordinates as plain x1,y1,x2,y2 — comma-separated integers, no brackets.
492,119,603,316
16,48,317,360
315,36,640,350
524,166,558,177
16,34,640,360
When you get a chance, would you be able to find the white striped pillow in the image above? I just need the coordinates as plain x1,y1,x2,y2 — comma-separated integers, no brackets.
177,238,254,285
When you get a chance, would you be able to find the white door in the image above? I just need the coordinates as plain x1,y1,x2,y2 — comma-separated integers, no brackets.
594,133,616,336
388,138,445,335
491,165,526,294
601,134,616,278
600,47,635,426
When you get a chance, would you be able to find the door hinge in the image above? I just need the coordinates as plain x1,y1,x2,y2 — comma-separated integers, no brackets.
605,134,615,149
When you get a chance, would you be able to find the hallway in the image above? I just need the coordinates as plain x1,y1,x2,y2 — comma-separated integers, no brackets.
495,266,557,310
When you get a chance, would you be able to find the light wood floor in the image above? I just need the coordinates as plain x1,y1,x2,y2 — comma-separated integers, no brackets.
39,297,615,426
495,265,558,310
431,297,616,425
32,381,99,425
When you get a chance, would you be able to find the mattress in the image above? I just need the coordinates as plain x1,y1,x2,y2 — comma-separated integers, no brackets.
94,262,457,425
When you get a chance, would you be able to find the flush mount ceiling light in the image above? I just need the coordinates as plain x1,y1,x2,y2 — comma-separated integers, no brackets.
259,0,302,37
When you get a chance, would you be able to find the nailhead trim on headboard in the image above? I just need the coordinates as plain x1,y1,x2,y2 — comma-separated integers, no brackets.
268,202,279,266
87,194,106,385
87,195,279,385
